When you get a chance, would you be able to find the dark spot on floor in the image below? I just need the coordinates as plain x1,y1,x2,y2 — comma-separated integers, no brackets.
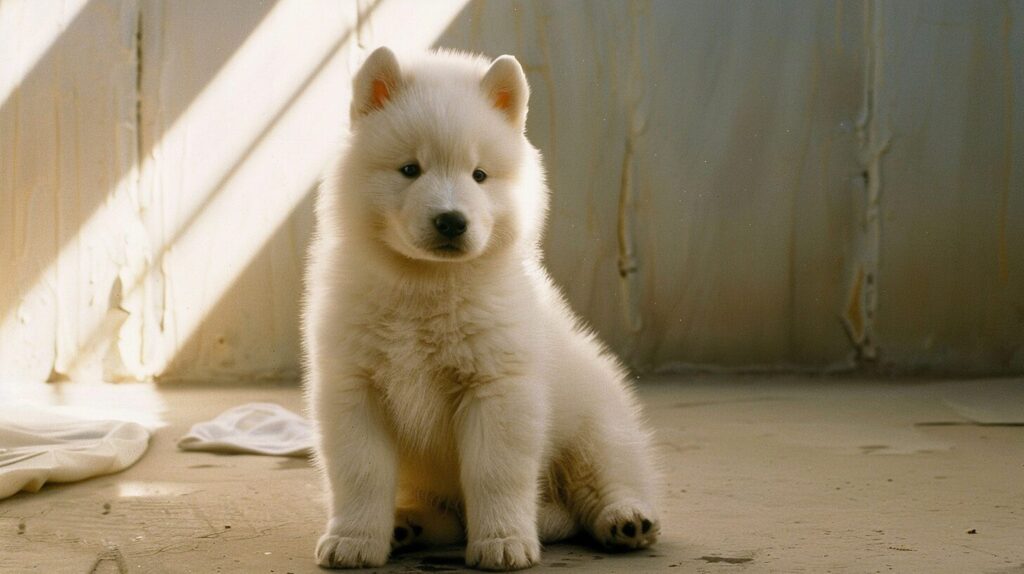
419,556,463,565
699,556,753,564
413,555,464,572
412,564,456,573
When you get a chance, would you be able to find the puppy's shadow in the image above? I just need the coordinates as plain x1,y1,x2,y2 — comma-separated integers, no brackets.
390,549,465,572
274,456,311,470
391,535,638,571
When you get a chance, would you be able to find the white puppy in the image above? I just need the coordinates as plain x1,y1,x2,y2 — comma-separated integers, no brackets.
303,47,660,571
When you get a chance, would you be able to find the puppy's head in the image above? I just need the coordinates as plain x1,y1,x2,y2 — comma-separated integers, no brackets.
340,47,543,263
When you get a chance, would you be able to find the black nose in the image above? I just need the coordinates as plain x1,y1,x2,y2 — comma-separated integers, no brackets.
433,211,468,238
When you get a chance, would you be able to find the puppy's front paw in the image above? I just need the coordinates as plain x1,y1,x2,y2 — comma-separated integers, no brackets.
466,536,540,571
315,533,389,568
593,500,660,550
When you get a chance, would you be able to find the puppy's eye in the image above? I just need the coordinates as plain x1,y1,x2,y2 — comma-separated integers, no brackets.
399,163,421,178
472,169,488,183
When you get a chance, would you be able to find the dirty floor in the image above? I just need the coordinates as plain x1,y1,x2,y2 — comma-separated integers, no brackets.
1,376,1022,573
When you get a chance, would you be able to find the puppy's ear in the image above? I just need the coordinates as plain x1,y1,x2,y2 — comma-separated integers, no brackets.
351,47,403,123
481,55,529,130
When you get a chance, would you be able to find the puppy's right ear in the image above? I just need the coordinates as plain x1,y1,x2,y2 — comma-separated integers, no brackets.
351,47,403,124
481,55,529,131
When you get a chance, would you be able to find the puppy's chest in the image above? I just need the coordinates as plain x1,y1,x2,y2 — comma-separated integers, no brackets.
358,291,531,451
363,293,528,384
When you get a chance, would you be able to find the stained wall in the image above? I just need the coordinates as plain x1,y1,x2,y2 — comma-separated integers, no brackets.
0,0,1020,383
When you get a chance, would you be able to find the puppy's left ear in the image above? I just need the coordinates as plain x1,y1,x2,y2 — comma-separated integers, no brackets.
481,55,530,130
351,46,403,124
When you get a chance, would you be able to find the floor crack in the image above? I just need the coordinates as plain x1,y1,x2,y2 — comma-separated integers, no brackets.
88,545,128,574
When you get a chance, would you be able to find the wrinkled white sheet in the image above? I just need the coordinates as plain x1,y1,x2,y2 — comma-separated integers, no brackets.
177,403,312,457
0,404,151,500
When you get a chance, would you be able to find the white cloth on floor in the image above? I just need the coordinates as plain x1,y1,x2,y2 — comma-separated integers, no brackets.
177,402,312,457
0,404,151,500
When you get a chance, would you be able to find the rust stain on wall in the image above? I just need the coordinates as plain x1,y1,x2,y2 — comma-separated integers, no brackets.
843,265,865,346
997,4,1014,283
845,0,888,362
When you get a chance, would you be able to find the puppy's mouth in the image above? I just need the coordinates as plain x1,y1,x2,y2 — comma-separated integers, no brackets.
429,242,467,257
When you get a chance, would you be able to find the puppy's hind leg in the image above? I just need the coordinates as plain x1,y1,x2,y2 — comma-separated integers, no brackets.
557,424,660,551
537,499,578,544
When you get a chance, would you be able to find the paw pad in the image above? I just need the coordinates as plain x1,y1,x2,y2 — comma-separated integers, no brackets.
594,501,660,550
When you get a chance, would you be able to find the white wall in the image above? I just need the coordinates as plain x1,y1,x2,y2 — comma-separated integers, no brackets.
1,0,1021,384
1,0,142,382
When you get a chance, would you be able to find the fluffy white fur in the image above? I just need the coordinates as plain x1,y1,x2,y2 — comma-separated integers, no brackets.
303,47,660,571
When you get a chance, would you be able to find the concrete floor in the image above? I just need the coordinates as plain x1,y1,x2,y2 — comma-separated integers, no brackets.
1,376,1022,573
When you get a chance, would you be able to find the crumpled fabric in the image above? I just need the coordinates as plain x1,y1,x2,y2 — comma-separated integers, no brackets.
177,402,312,457
0,404,151,500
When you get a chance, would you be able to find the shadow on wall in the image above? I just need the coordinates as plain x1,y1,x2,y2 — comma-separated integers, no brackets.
427,1,863,371
426,1,1024,375
162,187,315,383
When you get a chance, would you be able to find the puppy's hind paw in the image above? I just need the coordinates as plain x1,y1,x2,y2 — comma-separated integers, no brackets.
391,518,424,551
315,533,389,569
593,500,660,550
466,536,540,571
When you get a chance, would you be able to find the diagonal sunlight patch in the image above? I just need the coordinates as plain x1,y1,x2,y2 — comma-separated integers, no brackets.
0,0,313,383
0,380,167,429
19,0,472,382
356,0,476,53
0,0,91,107
0,0,280,360
118,481,198,498
36,0,367,382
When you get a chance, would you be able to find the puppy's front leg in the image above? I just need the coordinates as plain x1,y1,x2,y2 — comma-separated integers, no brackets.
314,381,396,568
459,379,545,571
